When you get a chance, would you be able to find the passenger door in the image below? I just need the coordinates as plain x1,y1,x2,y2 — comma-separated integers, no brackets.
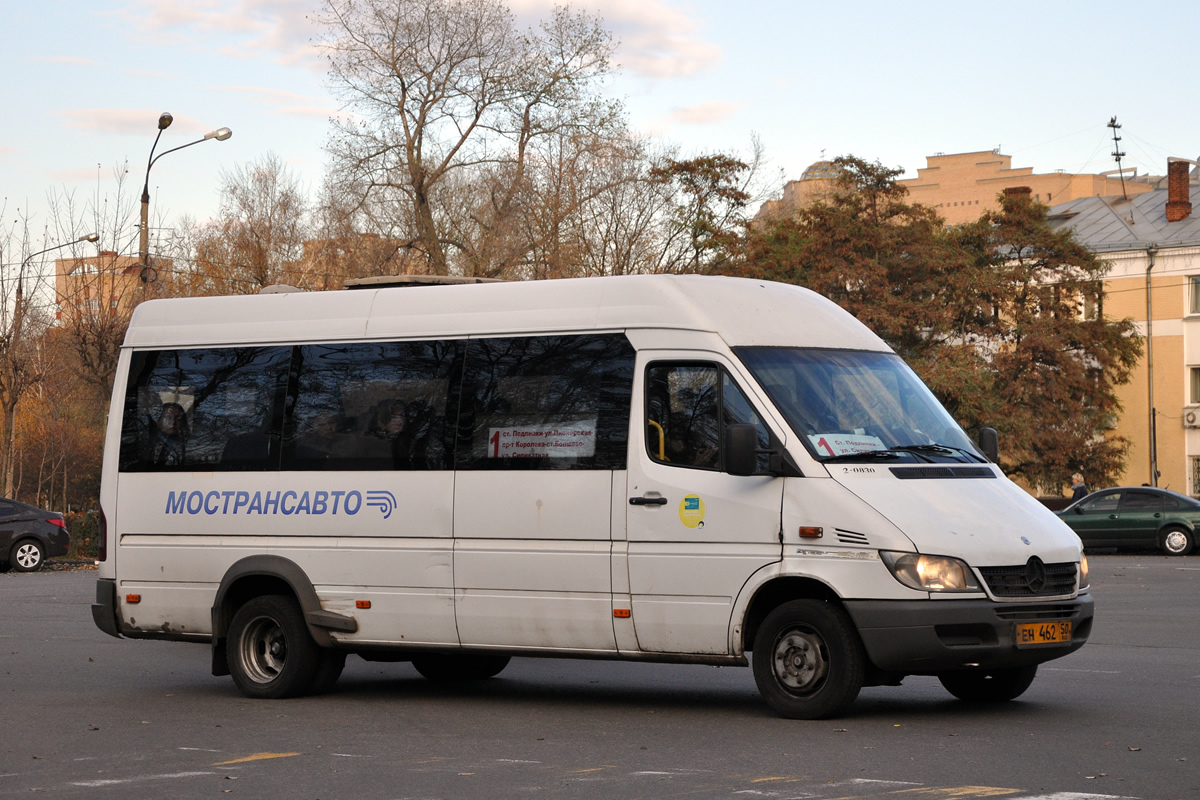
1069,490,1124,547
1116,490,1164,547
451,334,636,653
624,356,784,654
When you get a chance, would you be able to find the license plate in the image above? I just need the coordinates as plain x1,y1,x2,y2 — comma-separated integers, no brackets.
1016,620,1072,646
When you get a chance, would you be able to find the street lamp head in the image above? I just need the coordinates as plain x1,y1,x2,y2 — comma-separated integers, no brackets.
206,127,233,142
158,112,174,130
80,232,100,243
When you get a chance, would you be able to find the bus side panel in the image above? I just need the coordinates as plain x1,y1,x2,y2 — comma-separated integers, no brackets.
110,472,457,645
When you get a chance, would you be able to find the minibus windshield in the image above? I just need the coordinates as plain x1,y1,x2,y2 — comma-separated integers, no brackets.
735,347,984,464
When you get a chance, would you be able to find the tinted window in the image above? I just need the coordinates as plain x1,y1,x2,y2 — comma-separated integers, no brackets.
1120,492,1162,512
456,334,635,470
645,363,771,472
0,502,17,519
1079,492,1121,513
120,347,291,472
283,341,463,471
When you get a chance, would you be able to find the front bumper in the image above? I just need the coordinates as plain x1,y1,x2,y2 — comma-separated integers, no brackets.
844,593,1093,674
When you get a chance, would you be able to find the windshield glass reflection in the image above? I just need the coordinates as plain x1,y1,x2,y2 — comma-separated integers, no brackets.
735,347,983,464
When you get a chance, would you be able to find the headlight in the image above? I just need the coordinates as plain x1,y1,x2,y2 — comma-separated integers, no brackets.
880,551,981,592
1079,553,1090,590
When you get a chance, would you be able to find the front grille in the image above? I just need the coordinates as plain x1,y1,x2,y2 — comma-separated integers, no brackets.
978,560,1077,598
993,604,1079,621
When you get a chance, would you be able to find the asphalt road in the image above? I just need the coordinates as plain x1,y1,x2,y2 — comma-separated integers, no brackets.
1,555,1197,799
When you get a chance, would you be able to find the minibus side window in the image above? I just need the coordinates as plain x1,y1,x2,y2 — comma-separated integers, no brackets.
119,347,291,472
455,333,635,470
282,340,464,471
644,363,770,472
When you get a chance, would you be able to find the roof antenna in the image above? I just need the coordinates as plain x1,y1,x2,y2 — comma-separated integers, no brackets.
1108,116,1128,200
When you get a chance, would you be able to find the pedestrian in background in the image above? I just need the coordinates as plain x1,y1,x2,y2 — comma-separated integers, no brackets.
1070,472,1089,502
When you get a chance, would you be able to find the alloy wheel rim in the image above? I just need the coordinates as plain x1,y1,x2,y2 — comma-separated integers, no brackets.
15,544,40,569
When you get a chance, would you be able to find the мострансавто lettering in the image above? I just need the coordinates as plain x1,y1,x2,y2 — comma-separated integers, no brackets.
165,489,374,516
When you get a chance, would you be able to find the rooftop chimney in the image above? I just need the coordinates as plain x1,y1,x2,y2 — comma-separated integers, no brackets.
1166,160,1192,222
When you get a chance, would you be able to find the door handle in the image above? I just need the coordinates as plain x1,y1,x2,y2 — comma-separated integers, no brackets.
630,496,669,506
1108,514,1118,519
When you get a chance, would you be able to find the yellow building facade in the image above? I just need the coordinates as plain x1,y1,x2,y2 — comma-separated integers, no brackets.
759,150,1154,225
1050,160,1200,494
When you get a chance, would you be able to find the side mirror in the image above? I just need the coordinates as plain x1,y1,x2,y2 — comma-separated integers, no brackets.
724,424,759,476
978,427,999,463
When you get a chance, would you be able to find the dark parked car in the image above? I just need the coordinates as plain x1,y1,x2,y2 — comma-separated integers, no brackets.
0,498,70,572
1056,486,1197,556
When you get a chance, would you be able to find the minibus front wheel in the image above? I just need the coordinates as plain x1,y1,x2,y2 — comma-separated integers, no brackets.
227,595,320,699
752,600,866,720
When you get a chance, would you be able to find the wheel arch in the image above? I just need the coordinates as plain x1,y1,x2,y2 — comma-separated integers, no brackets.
736,573,842,655
211,555,334,674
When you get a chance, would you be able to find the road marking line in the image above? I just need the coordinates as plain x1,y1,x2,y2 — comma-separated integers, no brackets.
72,771,216,787
888,788,1021,797
213,752,300,765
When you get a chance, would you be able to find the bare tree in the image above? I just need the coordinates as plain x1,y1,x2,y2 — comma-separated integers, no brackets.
320,0,621,275
0,206,96,496
183,153,310,294
47,163,154,399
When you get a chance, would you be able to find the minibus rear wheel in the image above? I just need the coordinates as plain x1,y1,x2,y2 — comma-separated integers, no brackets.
309,650,347,695
227,595,320,699
412,654,511,682
752,599,865,720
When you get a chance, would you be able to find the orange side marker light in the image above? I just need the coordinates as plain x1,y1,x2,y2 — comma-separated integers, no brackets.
613,608,631,618
356,600,371,609
125,594,141,604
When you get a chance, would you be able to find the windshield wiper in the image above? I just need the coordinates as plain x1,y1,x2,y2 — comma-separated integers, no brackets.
890,443,986,463
821,449,916,464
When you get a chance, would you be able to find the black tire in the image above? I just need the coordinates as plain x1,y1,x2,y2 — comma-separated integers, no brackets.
411,653,511,682
309,650,347,695
10,539,45,572
1160,527,1194,556
227,595,319,699
938,665,1037,702
751,599,865,720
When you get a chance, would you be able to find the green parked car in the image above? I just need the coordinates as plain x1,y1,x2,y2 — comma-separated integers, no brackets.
1056,486,1197,556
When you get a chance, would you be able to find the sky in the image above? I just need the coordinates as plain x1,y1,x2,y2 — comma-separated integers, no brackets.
3,0,1199,257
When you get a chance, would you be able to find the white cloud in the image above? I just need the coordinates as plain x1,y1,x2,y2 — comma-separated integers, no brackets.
58,109,213,136
665,102,737,126
119,0,719,78
510,0,721,79
33,56,97,66
116,0,321,69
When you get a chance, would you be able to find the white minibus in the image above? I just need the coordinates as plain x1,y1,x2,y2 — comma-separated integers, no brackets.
92,275,1092,719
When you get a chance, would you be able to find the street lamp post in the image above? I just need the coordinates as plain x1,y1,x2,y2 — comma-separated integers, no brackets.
138,111,232,281
16,230,101,332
